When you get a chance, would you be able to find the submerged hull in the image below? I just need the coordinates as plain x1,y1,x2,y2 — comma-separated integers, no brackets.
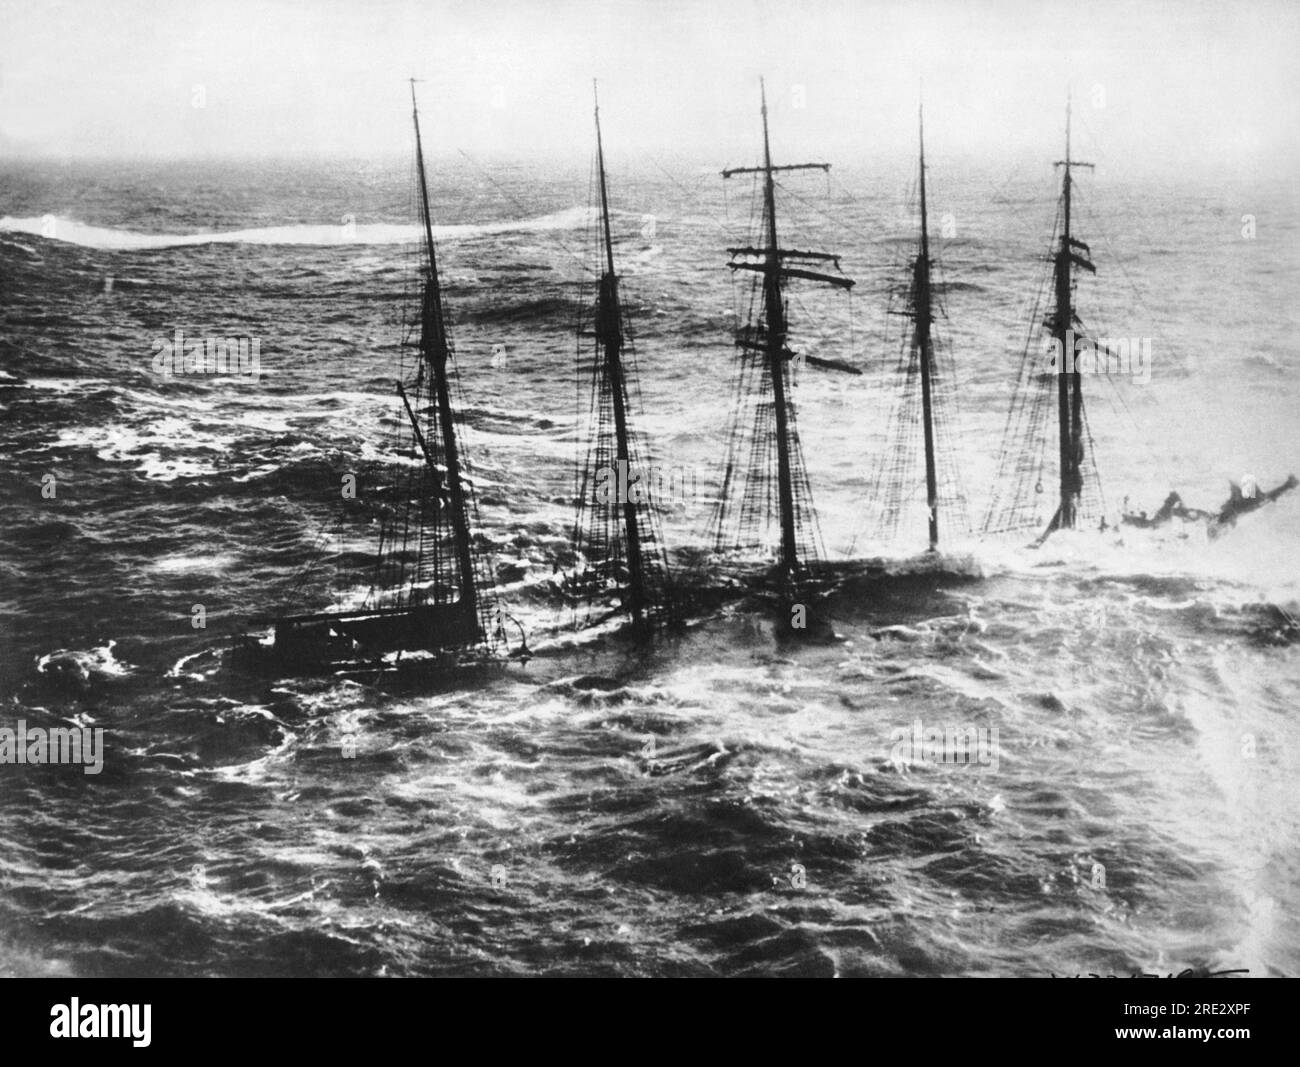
233,601,491,677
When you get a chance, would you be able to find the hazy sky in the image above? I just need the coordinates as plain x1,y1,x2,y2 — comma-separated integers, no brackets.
2,0,1297,175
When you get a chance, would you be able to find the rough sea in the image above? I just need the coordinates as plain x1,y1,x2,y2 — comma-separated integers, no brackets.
1,144,1297,977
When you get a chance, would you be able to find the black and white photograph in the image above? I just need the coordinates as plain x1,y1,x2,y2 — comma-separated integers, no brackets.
0,0,1295,1016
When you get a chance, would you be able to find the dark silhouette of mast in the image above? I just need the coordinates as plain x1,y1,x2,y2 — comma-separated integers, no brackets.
410,80,478,619
592,82,647,628
758,85,798,574
722,79,851,581
869,101,973,553
237,83,502,673
914,104,939,551
1050,94,1094,534
980,96,1103,544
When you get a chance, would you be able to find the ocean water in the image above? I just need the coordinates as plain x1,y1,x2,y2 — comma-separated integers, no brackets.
0,148,1297,977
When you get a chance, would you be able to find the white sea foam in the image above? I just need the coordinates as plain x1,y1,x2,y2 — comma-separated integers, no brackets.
35,640,135,682
0,207,595,251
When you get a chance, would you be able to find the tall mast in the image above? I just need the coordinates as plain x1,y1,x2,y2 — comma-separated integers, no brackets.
592,81,647,628
914,103,939,550
410,80,478,617
1051,93,1094,532
720,80,851,582
758,81,799,575
721,80,851,578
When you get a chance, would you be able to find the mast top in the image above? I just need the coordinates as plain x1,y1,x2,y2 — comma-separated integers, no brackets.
410,77,447,328
592,77,618,282
917,99,930,260
1054,95,1095,174
722,79,830,180
722,78,853,293
918,99,926,171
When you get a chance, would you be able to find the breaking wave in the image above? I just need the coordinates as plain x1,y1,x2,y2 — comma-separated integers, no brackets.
0,207,595,251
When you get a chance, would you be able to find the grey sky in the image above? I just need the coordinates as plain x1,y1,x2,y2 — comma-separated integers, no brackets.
1,0,1296,176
